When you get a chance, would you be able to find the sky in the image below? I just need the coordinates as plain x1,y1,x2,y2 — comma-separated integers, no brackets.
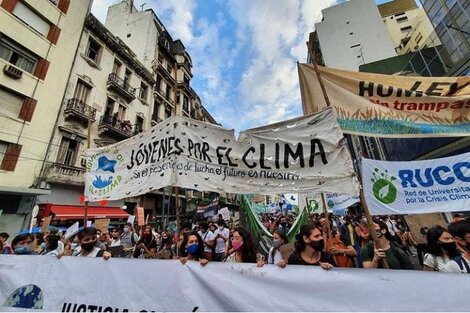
91,0,416,132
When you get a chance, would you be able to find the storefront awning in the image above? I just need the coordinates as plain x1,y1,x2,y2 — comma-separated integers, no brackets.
50,205,129,219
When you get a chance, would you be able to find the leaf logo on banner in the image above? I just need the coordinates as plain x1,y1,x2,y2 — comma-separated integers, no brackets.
372,169,397,204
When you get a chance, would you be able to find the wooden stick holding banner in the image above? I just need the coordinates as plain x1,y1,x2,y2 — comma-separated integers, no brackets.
173,59,181,231
306,41,388,268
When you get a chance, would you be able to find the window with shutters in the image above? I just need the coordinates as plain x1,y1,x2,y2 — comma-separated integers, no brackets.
57,137,79,166
0,141,22,171
117,104,127,120
0,141,7,166
73,80,91,103
0,35,38,73
85,37,102,64
12,2,51,37
0,85,24,117
112,59,122,75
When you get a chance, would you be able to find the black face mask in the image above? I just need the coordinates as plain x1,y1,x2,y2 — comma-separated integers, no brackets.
310,239,324,252
439,242,457,252
280,222,287,227
81,241,96,252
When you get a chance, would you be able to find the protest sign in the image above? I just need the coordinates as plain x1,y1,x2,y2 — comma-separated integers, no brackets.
363,151,470,215
94,219,110,233
64,222,79,240
84,108,358,201
136,207,145,226
218,207,231,221
325,193,360,210
41,216,52,234
0,256,468,312
298,64,470,137
127,215,135,224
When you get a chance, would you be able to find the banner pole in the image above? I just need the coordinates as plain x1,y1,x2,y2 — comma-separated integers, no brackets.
84,105,92,226
305,41,388,268
173,58,180,232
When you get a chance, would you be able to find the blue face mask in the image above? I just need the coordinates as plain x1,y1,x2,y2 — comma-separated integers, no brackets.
187,243,199,255
15,245,34,255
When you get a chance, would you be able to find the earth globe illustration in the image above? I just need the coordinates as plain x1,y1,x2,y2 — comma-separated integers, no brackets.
3,284,44,309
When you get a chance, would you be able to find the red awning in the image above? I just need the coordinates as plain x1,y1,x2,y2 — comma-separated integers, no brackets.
49,205,129,219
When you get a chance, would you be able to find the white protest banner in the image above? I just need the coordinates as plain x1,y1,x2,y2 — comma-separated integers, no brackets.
84,108,358,201
64,222,79,240
325,193,360,210
126,215,135,224
1,256,469,312
298,63,470,137
363,151,470,215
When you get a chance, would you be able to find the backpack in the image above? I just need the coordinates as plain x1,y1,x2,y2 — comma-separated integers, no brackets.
454,255,470,273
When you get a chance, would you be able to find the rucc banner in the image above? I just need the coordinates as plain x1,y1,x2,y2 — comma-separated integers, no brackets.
363,151,470,215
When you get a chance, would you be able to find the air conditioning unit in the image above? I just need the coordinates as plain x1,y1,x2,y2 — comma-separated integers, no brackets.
3,64,22,79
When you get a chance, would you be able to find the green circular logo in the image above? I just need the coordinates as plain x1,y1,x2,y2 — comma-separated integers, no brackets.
371,168,397,204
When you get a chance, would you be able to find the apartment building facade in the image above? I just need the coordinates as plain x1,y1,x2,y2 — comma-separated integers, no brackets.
314,0,397,71
35,13,155,224
0,0,91,234
104,2,233,227
379,0,421,54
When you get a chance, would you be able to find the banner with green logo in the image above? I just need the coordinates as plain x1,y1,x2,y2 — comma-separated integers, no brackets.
363,152,470,215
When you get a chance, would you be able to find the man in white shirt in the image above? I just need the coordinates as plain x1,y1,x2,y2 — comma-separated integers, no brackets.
213,220,230,261
197,222,215,260
444,219,470,274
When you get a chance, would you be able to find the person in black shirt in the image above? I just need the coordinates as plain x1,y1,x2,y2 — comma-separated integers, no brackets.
288,223,336,270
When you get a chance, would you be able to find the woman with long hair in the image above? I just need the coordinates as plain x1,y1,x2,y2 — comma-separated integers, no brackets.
224,226,259,264
287,223,335,270
423,225,460,271
155,231,173,259
133,225,157,258
179,231,208,266
268,230,288,268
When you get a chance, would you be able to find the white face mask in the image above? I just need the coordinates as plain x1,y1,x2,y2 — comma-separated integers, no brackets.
123,227,129,233
219,226,224,231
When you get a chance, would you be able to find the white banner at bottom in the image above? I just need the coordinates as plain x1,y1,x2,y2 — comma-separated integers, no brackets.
0,255,469,312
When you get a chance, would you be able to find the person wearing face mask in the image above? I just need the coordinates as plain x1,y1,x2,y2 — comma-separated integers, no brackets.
120,223,138,256
155,231,173,259
287,224,336,270
11,234,35,255
39,234,61,257
278,216,290,234
197,222,215,261
133,225,157,258
361,221,413,270
72,227,110,259
212,220,230,261
423,225,460,271
444,219,470,274
179,231,208,266
224,227,263,265
268,230,288,268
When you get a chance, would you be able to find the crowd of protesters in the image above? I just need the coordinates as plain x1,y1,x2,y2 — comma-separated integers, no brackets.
0,210,469,274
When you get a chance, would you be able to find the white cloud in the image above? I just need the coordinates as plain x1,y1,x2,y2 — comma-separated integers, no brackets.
91,0,338,131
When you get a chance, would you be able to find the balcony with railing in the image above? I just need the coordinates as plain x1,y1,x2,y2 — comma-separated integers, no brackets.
45,163,86,186
106,73,136,101
64,98,97,124
98,114,134,140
